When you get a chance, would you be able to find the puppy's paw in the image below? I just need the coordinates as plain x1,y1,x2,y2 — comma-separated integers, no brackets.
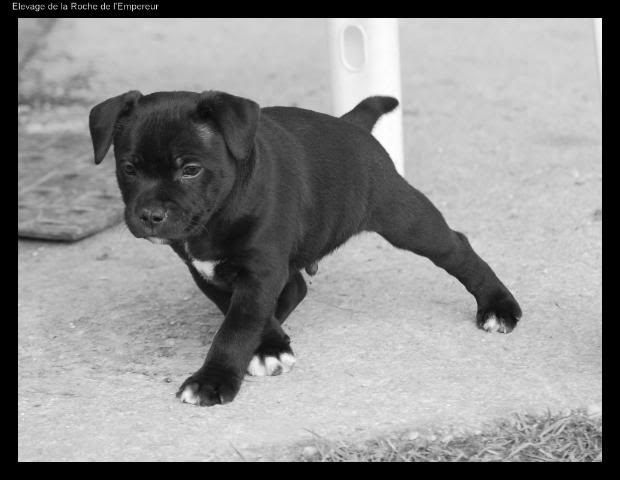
247,342,296,376
478,313,515,333
247,351,296,376
476,290,522,334
176,368,242,407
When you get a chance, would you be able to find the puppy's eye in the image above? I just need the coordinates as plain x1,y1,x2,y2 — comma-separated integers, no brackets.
121,163,137,175
181,165,202,178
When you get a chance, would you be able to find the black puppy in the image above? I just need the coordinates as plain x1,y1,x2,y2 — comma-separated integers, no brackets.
89,90,522,407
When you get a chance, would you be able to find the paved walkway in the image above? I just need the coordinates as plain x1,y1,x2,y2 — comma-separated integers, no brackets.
18,18,601,461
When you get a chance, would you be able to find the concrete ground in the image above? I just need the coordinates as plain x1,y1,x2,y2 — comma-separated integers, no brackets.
18,18,602,461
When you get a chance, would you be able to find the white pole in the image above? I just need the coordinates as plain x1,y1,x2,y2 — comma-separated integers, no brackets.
328,18,405,176
593,18,602,95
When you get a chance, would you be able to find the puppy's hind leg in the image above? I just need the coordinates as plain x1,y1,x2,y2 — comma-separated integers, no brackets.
247,272,308,376
275,271,308,325
368,177,522,333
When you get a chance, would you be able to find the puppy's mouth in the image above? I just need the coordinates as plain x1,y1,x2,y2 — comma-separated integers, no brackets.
140,220,206,245
146,237,172,245
140,217,208,245
125,208,210,245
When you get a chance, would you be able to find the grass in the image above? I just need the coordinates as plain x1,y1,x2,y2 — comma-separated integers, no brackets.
294,410,602,462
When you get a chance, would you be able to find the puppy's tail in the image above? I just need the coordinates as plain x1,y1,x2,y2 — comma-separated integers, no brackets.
340,96,399,132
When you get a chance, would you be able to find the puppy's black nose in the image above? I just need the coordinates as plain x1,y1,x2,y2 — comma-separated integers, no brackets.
139,207,167,227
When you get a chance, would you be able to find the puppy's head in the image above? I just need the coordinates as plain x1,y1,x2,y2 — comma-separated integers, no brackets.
89,90,259,244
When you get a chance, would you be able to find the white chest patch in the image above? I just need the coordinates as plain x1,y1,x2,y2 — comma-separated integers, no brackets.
192,259,217,281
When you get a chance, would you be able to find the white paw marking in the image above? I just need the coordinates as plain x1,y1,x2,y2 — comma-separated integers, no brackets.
179,384,200,405
247,352,296,376
192,259,217,281
482,314,509,333
280,353,296,369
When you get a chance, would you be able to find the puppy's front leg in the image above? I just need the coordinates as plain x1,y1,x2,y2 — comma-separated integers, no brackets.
177,266,286,406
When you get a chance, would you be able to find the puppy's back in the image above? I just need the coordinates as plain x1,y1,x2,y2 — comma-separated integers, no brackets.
257,105,400,264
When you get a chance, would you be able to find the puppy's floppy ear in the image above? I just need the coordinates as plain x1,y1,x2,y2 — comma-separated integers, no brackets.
89,90,142,165
196,91,260,161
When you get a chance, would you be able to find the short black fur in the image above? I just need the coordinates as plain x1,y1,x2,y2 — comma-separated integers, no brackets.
89,91,522,406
